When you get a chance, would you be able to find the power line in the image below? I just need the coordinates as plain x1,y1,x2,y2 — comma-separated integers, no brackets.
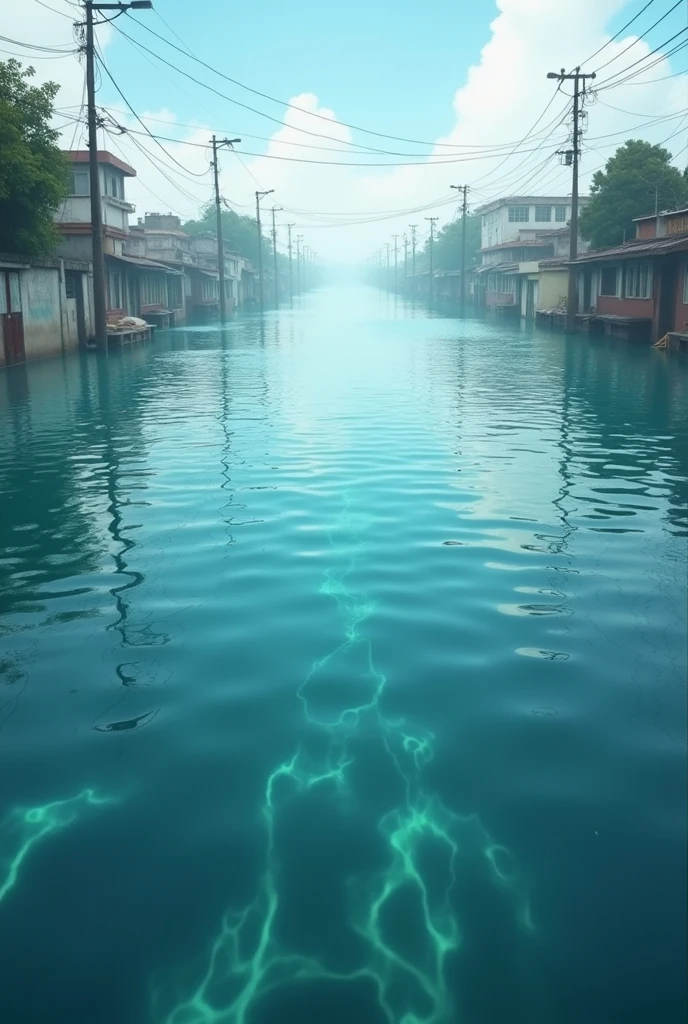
0,34,76,51
31,0,77,18
577,0,658,69
592,0,684,75
81,103,575,159
122,13,565,151
95,52,210,178
596,27,688,89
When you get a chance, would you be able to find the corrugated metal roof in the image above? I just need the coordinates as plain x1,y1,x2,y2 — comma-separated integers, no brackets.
633,207,688,222
479,239,554,252
572,231,688,264
109,254,182,275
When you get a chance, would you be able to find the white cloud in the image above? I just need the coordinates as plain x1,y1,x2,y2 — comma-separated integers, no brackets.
3,0,687,260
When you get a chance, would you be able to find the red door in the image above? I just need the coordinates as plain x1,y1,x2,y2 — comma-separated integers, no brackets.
1,271,25,365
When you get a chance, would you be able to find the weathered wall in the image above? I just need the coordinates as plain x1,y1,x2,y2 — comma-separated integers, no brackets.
538,269,568,309
486,290,518,307
674,258,688,332
596,294,654,318
56,235,94,262
20,268,65,360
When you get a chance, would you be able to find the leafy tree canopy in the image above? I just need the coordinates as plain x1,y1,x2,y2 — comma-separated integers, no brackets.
579,139,688,250
0,59,68,257
183,204,274,268
422,213,482,272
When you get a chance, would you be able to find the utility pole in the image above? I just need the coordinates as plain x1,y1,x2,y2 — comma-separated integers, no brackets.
84,1,151,349
211,135,241,321
271,205,282,307
425,217,438,303
409,224,417,284
287,223,295,302
547,66,596,331
255,189,274,308
296,235,303,294
451,185,469,312
392,234,398,292
385,242,391,291
403,233,408,280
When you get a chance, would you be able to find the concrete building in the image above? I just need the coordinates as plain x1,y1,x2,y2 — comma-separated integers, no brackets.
477,196,586,250
571,222,688,343
55,153,184,326
1,254,93,366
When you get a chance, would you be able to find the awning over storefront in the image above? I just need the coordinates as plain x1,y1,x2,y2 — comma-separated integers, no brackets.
108,254,182,275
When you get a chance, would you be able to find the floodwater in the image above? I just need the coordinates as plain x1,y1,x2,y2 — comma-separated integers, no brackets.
0,286,686,1024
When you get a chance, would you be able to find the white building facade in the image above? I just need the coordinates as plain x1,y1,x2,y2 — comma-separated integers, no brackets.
477,197,586,250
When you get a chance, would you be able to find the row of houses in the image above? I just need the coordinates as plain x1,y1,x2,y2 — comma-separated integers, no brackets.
416,194,688,345
1,149,259,367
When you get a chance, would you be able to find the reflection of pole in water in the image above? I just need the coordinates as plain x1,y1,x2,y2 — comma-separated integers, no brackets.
95,358,169,668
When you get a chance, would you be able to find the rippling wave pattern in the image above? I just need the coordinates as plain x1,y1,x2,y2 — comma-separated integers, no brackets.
0,288,686,1024
155,492,532,1024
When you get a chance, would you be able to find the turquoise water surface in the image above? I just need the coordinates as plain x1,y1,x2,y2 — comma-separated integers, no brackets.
0,287,686,1024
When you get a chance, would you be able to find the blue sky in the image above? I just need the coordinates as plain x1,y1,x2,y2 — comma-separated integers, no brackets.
6,0,688,256
103,0,687,152
109,0,498,146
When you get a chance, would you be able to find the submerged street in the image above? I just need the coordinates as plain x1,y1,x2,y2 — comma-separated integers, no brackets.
1,288,687,1024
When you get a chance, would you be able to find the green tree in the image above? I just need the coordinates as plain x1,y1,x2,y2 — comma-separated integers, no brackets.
0,59,68,257
184,204,271,268
580,139,688,249
424,213,482,271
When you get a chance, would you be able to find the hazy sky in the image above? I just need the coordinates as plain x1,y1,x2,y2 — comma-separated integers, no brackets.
5,0,688,259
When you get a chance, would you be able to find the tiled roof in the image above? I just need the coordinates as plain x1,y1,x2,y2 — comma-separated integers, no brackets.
479,239,554,252
571,231,688,264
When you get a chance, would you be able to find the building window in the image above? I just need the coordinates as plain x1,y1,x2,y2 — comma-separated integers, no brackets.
534,205,551,222
683,265,688,304
141,274,166,306
624,262,652,299
555,206,567,222
103,172,122,199
168,276,182,308
69,170,89,195
109,269,123,309
508,206,529,222
599,266,619,297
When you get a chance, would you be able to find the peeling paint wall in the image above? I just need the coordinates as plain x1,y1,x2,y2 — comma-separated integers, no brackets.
20,268,64,360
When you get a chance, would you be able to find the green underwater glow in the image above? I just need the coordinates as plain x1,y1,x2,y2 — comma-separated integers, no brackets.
156,497,534,1023
0,788,112,905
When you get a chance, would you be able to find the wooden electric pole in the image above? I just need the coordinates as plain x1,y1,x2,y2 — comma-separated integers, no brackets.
296,235,303,294
287,223,295,302
212,135,240,321
84,1,152,348
547,66,596,331
392,234,399,292
451,185,469,312
85,1,107,348
425,217,438,303
255,189,273,308
271,205,282,307
409,224,417,281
